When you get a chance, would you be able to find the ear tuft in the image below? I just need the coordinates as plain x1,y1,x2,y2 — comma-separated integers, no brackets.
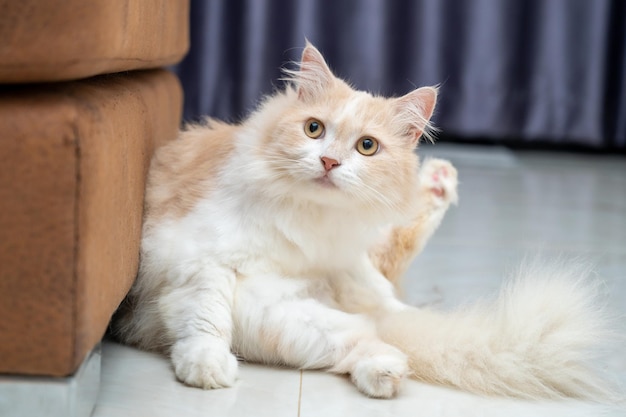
283,42,335,102
394,86,439,145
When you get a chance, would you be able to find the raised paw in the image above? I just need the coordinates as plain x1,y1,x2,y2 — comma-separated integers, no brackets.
171,336,239,389
351,352,409,399
419,158,459,206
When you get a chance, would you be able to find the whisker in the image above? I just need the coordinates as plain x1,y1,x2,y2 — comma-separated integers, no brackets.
343,178,400,214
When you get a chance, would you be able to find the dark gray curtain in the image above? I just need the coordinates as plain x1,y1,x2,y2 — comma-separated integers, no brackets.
174,0,626,150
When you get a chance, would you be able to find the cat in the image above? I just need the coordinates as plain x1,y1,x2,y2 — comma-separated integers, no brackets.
113,42,612,400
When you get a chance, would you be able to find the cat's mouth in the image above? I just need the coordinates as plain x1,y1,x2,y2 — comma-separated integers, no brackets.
314,174,337,188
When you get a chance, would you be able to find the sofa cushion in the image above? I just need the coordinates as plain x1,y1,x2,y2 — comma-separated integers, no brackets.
0,69,182,376
0,0,189,83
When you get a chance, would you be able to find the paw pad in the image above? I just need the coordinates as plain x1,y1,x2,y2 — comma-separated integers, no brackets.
420,158,459,205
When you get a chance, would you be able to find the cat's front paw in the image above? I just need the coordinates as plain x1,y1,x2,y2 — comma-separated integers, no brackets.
351,352,408,398
171,337,238,389
420,158,459,206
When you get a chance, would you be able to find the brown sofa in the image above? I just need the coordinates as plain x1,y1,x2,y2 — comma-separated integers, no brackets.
0,1,189,416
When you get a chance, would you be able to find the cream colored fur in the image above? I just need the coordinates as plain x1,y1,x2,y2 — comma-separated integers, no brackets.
113,43,613,400
378,259,613,399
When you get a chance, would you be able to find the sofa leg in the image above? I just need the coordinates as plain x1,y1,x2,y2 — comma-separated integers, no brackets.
0,344,101,417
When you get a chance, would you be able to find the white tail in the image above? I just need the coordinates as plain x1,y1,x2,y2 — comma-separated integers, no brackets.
377,260,617,399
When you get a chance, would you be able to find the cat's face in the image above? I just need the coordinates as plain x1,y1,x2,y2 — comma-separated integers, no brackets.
251,43,437,221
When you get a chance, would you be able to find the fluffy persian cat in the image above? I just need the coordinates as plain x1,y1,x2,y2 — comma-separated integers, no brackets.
113,43,611,399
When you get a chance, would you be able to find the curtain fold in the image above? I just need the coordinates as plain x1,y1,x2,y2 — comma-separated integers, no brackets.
174,0,626,149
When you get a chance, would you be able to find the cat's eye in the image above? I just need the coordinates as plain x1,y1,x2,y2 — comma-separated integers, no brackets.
356,137,379,156
304,118,325,139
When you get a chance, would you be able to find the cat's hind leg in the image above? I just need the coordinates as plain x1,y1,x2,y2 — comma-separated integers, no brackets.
369,158,458,287
232,274,408,398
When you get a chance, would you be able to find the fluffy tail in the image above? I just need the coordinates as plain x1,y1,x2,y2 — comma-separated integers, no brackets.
377,260,617,399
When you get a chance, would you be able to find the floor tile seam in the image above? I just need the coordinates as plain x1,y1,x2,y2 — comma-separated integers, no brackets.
297,370,303,417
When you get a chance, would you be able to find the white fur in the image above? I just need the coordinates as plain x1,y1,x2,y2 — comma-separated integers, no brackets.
378,259,615,399
124,140,408,396
114,44,615,400
119,136,613,398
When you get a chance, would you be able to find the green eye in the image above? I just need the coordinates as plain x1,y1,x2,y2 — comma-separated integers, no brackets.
304,118,324,139
356,137,379,156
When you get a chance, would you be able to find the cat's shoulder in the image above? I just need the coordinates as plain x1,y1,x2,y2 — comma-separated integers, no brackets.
145,119,239,220
160,118,237,159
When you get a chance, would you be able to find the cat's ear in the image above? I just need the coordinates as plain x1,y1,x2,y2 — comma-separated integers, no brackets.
295,42,335,102
393,86,438,145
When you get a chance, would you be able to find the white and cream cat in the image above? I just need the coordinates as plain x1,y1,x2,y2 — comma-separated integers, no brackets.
113,43,612,399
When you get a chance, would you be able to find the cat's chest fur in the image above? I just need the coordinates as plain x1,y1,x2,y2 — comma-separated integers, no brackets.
143,179,376,278
177,187,374,278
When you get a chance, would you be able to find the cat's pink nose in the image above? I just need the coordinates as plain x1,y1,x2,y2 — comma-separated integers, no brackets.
320,156,340,171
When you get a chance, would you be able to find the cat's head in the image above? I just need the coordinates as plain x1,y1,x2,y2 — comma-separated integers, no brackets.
245,42,437,223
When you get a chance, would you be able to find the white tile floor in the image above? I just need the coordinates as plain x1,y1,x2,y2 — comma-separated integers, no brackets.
93,144,626,417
